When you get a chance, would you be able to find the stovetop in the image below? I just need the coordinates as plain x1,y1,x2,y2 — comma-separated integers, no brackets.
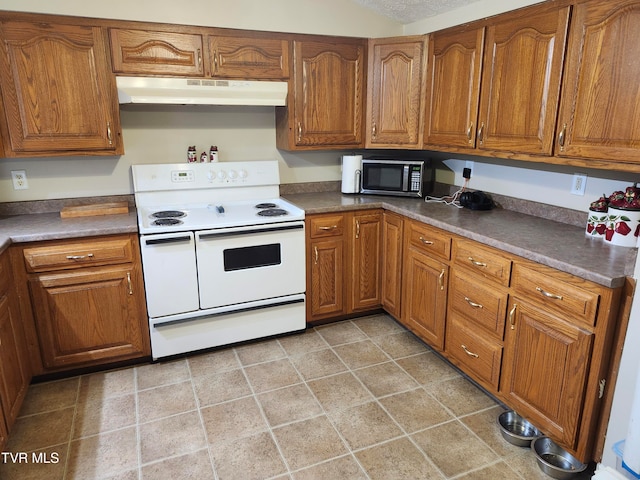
137,197,305,234
132,161,305,234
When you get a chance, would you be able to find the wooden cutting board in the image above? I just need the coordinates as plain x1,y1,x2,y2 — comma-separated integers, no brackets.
60,202,129,218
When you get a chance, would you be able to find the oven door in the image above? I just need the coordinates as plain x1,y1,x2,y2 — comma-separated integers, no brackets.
139,232,200,318
195,221,305,309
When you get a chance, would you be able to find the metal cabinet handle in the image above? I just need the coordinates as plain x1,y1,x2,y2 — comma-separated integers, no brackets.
464,297,483,309
106,121,113,146
210,49,214,72
372,122,377,139
438,269,445,291
297,122,302,142
126,272,133,295
477,122,485,144
314,246,318,264
466,122,474,143
356,220,360,239
468,256,487,268
66,253,94,260
558,123,567,151
461,344,479,358
319,225,338,231
509,303,517,330
536,286,563,300
419,236,434,245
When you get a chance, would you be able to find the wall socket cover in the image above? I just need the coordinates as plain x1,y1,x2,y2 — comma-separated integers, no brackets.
571,173,587,196
11,170,29,190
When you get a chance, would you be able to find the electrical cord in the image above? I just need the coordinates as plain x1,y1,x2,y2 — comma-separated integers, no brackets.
424,178,469,208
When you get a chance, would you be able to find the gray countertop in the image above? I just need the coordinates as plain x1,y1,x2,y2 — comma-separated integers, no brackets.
0,195,634,288
283,192,636,289
0,211,139,252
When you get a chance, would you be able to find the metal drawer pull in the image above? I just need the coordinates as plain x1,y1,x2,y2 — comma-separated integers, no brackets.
314,246,318,264
464,297,483,309
66,254,94,260
127,272,133,295
536,287,563,300
438,269,445,290
468,257,487,267
419,236,434,245
356,220,360,239
461,345,479,358
509,304,517,330
319,225,338,231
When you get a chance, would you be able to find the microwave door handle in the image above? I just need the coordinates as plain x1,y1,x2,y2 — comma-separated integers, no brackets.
355,169,361,193
402,165,410,192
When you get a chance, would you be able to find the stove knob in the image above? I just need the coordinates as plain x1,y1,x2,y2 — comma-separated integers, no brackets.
239,169,248,179
217,170,226,180
228,169,238,179
207,170,215,182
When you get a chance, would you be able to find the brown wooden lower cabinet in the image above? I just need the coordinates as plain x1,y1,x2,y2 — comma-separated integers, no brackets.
306,210,382,323
306,208,622,463
0,250,31,450
17,234,150,373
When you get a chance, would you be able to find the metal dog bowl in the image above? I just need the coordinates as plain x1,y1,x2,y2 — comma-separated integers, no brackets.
497,411,542,447
531,436,587,479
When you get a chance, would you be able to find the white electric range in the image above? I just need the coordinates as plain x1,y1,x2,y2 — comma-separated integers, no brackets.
132,161,306,359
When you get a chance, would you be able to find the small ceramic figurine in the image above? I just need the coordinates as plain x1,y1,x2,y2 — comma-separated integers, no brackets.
187,146,197,163
209,146,219,163
200,151,208,163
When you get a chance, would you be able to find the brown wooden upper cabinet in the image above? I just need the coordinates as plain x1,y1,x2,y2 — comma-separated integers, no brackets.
366,36,427,148
110,29,205,76
0,19,123,157
276,39,366,150
208,35,289,79
556,0,640,166
425,2,570,156
424,25,484,149
110,28,289,79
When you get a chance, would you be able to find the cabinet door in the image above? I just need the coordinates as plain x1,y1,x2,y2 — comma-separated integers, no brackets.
366,37,426,148
382,212,403,318
350,211,382,312
477,5,569,155
290,40,364,148
308,238,346,321
401,248,448,350
110,28,205,76
0,21,122,155
0,293,29,428
556,0,640,164
501,298,594,447
424,26,484,149
28,265,149,369
209,35,289,79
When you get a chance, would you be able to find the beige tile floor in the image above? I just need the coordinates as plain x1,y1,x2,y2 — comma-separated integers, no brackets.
0,314,595,480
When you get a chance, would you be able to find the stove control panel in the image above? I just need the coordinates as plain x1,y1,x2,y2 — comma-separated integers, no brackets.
171,170,194,183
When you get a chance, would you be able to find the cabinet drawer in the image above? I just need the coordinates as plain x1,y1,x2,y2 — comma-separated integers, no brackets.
309,215,345,238
452,239,512,286
511,263,598,327
446,312,503,389
448,269,508,339
407,221,451,260
23,237,134,272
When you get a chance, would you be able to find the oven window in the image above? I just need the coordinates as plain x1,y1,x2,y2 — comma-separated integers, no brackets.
223,243,281,271
364,165,403,190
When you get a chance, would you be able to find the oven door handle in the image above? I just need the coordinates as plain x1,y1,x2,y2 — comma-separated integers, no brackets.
198,223,303,240
144,235,193,245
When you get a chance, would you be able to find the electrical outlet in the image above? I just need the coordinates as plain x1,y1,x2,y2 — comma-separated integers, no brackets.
571,173,587,196
465,160,474,176
11,170,29,190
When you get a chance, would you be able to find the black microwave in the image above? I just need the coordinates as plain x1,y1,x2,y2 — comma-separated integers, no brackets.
360,159,434,198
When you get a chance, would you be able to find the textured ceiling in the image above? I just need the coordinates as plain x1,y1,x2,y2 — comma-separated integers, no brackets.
350,0,479,24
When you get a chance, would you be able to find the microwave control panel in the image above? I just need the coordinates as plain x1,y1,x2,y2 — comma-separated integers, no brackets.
410,165,421,192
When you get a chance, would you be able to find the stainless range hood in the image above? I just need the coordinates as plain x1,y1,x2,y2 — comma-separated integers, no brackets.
116,76,288,106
